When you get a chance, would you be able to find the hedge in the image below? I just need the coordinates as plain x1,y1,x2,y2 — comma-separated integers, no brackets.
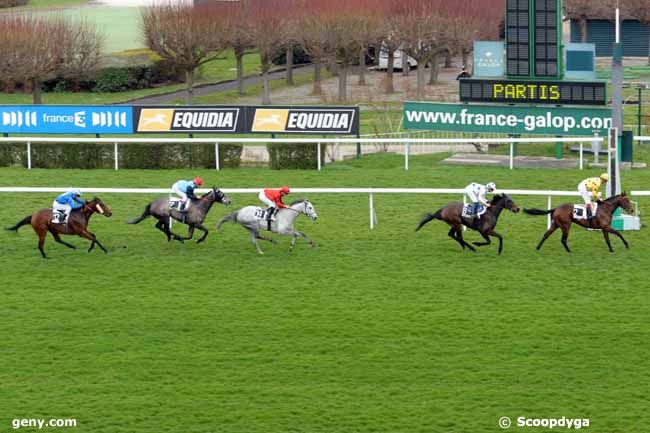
0,142,243,169
266,142,326,170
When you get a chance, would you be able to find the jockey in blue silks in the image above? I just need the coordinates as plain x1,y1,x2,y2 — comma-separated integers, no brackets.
52,189,85,223
171,177,204,211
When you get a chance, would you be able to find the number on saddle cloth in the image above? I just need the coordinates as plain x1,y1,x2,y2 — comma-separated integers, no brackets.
254,208,267,219
169,198,183,211
462,204,486,219
573,203,598,220
51,210,66,224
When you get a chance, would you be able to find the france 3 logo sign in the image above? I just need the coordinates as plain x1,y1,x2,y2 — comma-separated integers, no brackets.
134,107,241,133
251,107,359,134
0,106,133,134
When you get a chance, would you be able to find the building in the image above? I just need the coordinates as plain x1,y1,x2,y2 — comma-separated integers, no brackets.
570,16,649,57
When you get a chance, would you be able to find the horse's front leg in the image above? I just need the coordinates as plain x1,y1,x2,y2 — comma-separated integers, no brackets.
79,229,108,254
602,230,614,253
473,232,492,247
195,224,210,244
606,227,629,249
290,231,315,252
486,229,503,255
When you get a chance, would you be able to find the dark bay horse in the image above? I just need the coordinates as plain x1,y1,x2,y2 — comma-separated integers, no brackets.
7,197,112,258
524,193,634,253
416,194,520,255
127,187,231,243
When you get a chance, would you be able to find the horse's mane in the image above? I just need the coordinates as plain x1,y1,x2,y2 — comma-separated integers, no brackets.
290,199,308,206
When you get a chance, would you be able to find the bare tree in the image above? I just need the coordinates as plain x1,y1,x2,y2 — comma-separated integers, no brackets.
295,1,334,95
228,0,255,96
141,3,232,104
248,0,285,104
0,14,103,104
621,0,650,64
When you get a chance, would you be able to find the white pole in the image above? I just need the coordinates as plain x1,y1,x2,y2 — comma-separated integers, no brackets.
215,142,220,170
509,142,514,170
616,7,621,44
404,142,408,170
114,142,119,171
579,143,584,170
26,141,31,170
463,195,467,231
547,195,552,230
369,191,374,230
317,142,322,171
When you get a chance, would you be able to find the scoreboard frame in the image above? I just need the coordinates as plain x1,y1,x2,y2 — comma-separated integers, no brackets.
459,78,608,106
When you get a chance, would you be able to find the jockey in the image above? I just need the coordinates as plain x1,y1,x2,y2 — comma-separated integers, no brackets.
52,189,85,224
578,173,608,219
259,186,290,222
465,182,496,225
171,177,204,211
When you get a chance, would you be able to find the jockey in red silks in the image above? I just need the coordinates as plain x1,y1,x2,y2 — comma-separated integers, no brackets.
258,186,290,222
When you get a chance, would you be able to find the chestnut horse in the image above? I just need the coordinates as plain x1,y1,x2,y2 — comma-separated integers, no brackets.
7,197,112,258
523,193,634,253
416,194,520,255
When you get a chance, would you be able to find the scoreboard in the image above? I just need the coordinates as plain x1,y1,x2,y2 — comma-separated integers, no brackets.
459,79,607,105
506,0,560,78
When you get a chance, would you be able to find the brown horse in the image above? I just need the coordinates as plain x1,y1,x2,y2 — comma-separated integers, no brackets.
7,197,112,258
416,194,520,255
523,193,634,253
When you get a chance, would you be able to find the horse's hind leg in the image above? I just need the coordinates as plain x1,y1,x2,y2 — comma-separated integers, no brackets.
560,226,571,253
50,230,76,250
447,227,465,250
248,229,264,255
37,232,47,258
536,223,558,251
155,220,171,241
454,228,476,252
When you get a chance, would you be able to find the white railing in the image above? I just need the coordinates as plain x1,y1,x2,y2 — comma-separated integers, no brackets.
2,187,644,230
0,136,606,171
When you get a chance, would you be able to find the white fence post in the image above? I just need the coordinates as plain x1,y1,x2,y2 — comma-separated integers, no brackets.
509,142,514,170
405,142,410,171
547,195,552,229
462,195,467,231
114,142,119,171
317,142,322,171
369,190,375,230
215,142,220,170
26,141,31,170
579,143,584,170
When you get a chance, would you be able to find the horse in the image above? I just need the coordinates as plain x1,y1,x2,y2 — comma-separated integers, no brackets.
415,194,520,255
127,187,231,243
7,197,112,259
217,199,318,255
523,193,634,253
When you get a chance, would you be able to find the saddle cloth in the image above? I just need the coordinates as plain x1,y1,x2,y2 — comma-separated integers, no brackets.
573,203,598,220
169,197,184,211
462,204,486,218
51,210,67,224
254,207,270,220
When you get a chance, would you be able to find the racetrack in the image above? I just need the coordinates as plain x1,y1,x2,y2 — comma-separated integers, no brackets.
1,153,649,433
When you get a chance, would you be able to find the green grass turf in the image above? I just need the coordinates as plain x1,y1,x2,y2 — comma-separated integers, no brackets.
0,154,649,433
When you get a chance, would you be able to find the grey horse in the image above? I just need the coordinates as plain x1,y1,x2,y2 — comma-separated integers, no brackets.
217,199,318,254
128,187,231,243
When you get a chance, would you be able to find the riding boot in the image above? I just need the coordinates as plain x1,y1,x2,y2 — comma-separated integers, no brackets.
586,206,593,228
266,207,276,222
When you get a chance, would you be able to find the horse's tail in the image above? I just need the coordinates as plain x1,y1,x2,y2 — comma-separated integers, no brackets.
217,211,238,230
415,209,442,231
127,204,151,224
523,208,555,216
6,215,32,232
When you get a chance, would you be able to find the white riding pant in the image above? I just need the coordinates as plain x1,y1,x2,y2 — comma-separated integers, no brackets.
52,201,71,217
258,191,276,208
578,184,592,205
172,184,188,202
465,185,480,203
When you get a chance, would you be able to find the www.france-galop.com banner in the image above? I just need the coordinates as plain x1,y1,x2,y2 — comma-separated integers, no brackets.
403,101,612,136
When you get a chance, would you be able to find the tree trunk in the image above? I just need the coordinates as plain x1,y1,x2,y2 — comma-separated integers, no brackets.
185,69,194,105
402,50,409,76
286,46,294,85
338,63,347,102
261,52,271,105
32,79,42,105
462,50,470,69
429,53,441,85
386,51,395,94
580,17,588,43
235,48,245,96
416,60,425,100
444,50,453,68
358,47,366,85
312,60,322,95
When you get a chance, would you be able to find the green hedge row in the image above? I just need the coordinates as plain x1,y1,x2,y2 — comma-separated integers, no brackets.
0,142,242,169
266,142,326,170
